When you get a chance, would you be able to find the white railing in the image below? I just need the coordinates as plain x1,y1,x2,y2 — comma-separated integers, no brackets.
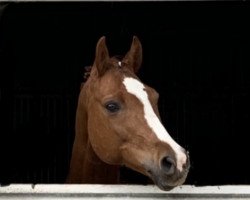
1,184,250,200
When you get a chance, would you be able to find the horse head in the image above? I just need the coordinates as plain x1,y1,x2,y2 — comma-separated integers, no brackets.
69,36,190,191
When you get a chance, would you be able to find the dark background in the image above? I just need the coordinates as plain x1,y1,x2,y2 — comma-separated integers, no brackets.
0,1,250,186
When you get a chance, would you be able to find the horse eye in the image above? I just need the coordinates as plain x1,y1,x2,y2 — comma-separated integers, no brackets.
105,101,120,113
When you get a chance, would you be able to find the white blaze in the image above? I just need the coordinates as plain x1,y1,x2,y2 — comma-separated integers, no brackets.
123,77,187,171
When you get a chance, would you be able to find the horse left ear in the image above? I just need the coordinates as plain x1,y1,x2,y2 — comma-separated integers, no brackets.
123,36,143,73
94,36,110,77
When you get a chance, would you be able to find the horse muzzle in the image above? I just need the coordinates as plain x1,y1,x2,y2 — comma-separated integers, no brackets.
146,152,190,191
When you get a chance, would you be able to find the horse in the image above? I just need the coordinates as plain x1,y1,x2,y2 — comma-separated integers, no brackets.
66,36,190,191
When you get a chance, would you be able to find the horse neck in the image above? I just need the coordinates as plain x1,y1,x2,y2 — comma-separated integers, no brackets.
67,84,120,184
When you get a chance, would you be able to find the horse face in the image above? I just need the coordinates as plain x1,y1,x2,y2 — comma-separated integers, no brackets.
86,36,190,191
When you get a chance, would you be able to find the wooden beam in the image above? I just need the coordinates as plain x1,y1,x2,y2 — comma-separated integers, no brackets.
1,184,250,199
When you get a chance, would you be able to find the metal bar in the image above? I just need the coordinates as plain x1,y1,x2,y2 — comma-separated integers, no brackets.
1,184,250,200
0,0,228,2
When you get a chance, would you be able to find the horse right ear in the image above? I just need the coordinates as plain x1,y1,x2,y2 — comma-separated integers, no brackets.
123,36,142,74
94,36,110,77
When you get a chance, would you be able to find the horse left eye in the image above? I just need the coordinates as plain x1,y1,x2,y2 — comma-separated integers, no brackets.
105,102,120,113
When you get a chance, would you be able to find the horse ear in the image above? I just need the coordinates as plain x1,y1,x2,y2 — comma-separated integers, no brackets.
94,36,110,76
123,36,142,73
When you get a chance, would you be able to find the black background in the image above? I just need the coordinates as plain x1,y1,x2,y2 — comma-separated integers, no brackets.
0,1,250,186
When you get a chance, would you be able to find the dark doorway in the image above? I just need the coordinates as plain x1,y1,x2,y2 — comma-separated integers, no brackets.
1,1,250,186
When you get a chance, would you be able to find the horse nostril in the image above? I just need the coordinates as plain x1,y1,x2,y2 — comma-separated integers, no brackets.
161,156,175,175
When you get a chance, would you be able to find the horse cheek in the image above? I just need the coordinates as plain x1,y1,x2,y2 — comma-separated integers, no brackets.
88,117,122,165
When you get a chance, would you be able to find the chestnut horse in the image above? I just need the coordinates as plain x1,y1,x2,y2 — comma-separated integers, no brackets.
67,36,190,191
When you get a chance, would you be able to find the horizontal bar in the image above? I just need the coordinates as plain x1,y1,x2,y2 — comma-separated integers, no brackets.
1,184,250,199
0,0,226,2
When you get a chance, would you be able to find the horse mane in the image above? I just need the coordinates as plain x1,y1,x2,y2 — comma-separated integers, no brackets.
83,65,92,83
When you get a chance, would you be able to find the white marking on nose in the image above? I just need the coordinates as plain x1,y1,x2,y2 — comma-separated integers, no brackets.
118,61,122,67
123,77,187,171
